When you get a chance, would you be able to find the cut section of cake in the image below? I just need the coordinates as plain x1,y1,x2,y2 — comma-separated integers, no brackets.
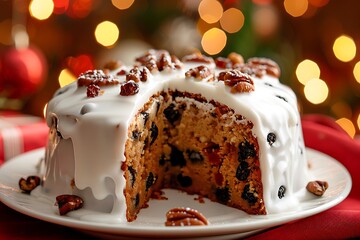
42,50,309,222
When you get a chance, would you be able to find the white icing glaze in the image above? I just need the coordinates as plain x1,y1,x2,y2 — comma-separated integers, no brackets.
41,56,309,221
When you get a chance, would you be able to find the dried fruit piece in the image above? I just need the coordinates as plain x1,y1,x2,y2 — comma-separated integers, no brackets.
267,133,276,146
55,194,84,215
19,176,41,193
238,141,256,161
164,103,181,124
170,145,186,167
86,83,101,98
177,173,192,187
203,142,220,166
278,185,286,199
241,184,258,204
128,166,137,187
149,122,158,145
186,150,204,164
215,186,230,203
236,161,250,181
165,207,209,226
185,65,214,81
146,172,156,191
306,180,328,196
120,80,139,96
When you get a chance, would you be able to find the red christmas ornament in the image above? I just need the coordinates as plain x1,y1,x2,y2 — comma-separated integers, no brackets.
0,47,47,99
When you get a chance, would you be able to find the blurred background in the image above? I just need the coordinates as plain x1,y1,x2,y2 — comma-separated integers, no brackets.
0,0,359,137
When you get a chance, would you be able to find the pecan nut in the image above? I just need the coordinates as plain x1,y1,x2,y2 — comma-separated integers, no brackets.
247,57,280,78
77,70,119,87
120,80,139,96
55,194,84,215
218,69,254,93
182,52,214,64
306,180,329,196
185,65,214,81
165,207,209,226
19,176,41,193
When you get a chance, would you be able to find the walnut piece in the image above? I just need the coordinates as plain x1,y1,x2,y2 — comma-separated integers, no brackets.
218,69,255,93
19,176,41,193
306,180,329,196
185,65,214,81
55,194,84,215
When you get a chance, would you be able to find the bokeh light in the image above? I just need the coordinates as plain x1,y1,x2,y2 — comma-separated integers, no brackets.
95,21,119,47
66,0,93,18
308,0,330,7
353,61,360,84
58,68,76,87
198,0,223,24
333,35,356,62
29,0,54,20
53,0,69,14
220,8,244,34
304,78,329,104
43,103,47,119
252,5,278,38
331,101,352,119
283,0,308,17
112,0,135,10
201,27,227,55
0,19,12,45
296,59,321,85
336,117,356,138
357,113,360,131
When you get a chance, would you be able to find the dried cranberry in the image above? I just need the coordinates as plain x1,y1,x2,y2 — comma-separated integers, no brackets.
120,80,139,96
86,84,100,98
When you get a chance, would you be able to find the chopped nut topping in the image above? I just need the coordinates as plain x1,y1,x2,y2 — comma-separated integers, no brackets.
135,49,183,72
77,70,119,87
218,69,255,93
120,80,139,96
247,57,280,78
165,207,209,226
185,65,214,81
19,176,41,193
228,52,244,65
215,57,232,69
182,52,214,64
55,194,84,215
306,180,329,196
126,67,151,82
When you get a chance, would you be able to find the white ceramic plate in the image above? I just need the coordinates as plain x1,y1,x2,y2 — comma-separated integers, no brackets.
0,148,352,239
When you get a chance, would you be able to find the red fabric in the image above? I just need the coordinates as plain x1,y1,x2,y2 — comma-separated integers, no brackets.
0,114,359,239
249,114,360,240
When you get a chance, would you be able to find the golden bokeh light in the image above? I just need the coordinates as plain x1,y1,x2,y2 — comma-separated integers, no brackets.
296,59,321,85
333,35,356,62
283,0,308,17
201,27,227,55
29,0,54,20
43,103,48,119
357,113,360,131
112,0,135,10
95,21,119,47
308,0,330,7
59,68,76,87
198,0,223,24
336,117,356,138
304,78,329,104
220,8,244,33
353,61,360,84
252,5,279,38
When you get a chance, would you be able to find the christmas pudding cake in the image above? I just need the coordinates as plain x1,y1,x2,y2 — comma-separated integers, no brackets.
41,49,310,222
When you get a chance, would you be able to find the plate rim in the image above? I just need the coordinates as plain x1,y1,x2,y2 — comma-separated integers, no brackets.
0,147,352,238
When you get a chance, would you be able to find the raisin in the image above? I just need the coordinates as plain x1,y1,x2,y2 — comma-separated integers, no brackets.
276,95,288,102
236,161,250,181
177,173,192,187
241,184,257,204
146,172,155,191
159,154,166,166
267,133,276,146
278,185,286,199
132,130,141,140
186,150,204,164
134,193,140,208
215,187,230,203
86,83,100,98
170,145,186,167
141,112,149,126
149,122,158,145
238,141,256,162
163,103,181,124
128,166,136,187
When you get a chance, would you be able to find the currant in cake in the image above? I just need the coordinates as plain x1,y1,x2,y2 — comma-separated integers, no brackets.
42,49,309,222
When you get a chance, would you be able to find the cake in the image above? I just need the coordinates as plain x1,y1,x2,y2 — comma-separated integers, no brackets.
41,49,310,222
